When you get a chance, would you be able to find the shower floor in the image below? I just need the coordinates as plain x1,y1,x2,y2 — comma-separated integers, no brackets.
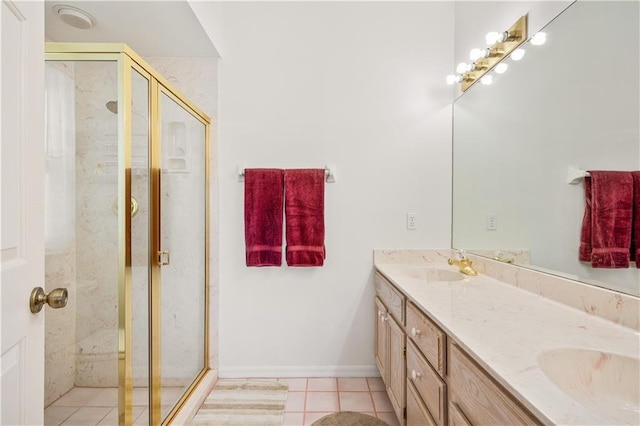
44,386,185,426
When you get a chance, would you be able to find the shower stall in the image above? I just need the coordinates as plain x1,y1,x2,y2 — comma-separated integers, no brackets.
43,43,210,425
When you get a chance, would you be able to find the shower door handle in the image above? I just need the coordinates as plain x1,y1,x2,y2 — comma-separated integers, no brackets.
157,250,170,266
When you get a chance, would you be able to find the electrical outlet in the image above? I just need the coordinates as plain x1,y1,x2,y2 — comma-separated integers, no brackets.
407,213,418,230
486,213,497,231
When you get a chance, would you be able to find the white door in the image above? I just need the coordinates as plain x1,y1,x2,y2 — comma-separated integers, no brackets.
1,1,45,424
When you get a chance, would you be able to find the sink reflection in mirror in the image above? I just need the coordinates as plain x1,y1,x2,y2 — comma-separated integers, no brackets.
537,348,640,424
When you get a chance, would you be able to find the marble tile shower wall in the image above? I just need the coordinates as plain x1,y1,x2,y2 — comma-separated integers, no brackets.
44,61,77,406
45,247,77,406
74,61,120,387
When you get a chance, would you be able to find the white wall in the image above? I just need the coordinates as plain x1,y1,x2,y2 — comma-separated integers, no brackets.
196,1,455,376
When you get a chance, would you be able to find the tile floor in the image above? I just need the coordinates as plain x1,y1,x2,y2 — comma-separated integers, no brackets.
44,386,184,426
276,377,400,426
45,378,401,426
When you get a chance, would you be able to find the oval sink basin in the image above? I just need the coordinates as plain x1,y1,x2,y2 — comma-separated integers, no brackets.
537,348,640,424
391,266,465,282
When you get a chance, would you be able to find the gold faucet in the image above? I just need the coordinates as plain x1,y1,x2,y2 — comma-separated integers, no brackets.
448,251,478,276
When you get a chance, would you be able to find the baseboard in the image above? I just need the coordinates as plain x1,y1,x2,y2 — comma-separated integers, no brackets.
218,365,380,378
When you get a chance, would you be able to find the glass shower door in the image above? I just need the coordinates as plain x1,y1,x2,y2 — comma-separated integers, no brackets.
157,90,207,421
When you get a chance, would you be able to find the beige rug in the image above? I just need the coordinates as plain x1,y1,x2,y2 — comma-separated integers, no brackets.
191,379,288,426
311,412,389,426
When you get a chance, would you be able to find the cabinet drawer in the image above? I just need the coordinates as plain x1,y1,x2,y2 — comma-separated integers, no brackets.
407,381,436,426
375,272,405,324
449,342,541,425
407,340,446,426
406,302,446,376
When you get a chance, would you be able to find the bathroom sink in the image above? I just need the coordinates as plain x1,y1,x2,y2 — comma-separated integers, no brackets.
537,348,640,424
391,265,465,282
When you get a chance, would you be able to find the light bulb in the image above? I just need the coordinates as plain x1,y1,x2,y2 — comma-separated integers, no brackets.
495,63,508,74
446,74,456,85
469,48,483,61
481,75,493,85
511,48,525,61
485,31,501,45
531,32,547,46
456,62,469,74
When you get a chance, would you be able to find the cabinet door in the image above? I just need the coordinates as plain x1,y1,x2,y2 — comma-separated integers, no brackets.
407,382,437,426
375,297,388,385
406,341,446,426
449,342,541,425
388,314,406,425
449,402,472,426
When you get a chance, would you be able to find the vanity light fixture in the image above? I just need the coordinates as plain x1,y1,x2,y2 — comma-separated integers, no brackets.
446,73,474,85
495,63,509,74
448,15,528,92
511,48,526,61
456,62,470,74
530,32,547,46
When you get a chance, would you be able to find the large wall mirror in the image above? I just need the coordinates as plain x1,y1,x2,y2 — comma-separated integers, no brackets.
452,1,640,296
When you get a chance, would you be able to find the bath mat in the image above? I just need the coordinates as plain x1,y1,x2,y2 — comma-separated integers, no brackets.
190,379,288,426
311,411,389,426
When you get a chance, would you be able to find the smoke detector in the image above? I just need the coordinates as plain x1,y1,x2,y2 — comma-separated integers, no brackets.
53,4,95,30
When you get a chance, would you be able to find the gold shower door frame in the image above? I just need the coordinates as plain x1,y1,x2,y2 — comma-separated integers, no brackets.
45,43,211,426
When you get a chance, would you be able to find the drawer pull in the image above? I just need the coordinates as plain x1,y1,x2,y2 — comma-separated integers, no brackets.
411,327,421,337
381,314,388,323
411,369,422,380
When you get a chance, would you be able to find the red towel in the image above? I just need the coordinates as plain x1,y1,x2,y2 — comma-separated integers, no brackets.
284,169,325,267
632,172,640,267
244,169,284,267
579,176,592,262
580,171,633,268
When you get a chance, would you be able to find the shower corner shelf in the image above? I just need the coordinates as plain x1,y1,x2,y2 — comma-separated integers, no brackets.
166,156,190,173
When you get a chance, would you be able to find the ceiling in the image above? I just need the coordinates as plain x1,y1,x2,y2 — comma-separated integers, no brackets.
44,1,218,57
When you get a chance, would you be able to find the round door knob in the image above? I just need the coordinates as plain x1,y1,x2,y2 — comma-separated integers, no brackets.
30,287,68,313
412,370,422,380
411,327,421,337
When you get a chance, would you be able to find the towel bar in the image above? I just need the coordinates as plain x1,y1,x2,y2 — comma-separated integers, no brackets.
567,166,590,184
238,164,337,183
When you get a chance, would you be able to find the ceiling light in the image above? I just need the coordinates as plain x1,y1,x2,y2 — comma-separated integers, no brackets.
53,5,96,30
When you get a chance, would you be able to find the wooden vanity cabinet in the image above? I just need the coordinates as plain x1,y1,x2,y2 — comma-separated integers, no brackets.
406,302,446,376
375,270,541,426
374,273,406,425
405,302,447,426
407,381,437,426
448,342,541,426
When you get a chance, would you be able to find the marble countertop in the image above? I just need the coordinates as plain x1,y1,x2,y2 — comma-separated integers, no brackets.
375,260,640,425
